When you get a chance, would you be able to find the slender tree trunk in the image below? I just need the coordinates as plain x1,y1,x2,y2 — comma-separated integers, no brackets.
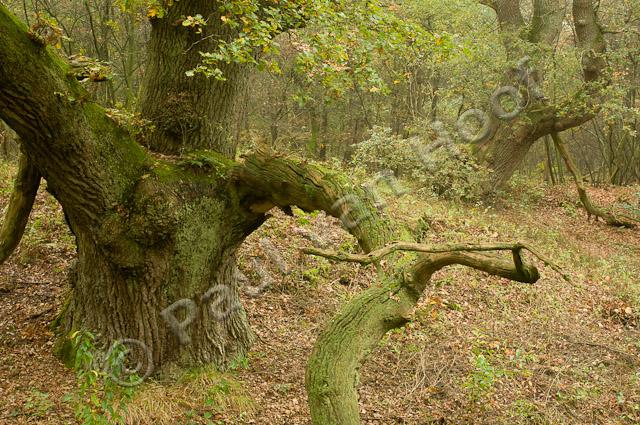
544,135,557,184
308,102,319,157
0,154,40,262
319,104,328,160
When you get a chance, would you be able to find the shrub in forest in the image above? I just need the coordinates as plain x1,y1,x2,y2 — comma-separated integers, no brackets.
351,126,491,201
350,127,424,177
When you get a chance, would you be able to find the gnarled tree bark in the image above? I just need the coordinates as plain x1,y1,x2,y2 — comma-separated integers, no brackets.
140,0,246,156
0,4,554,423
0,4,259,369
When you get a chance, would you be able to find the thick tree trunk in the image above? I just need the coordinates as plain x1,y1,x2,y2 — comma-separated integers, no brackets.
56,168,264,369
140,0,246,157
0,3,398,377
478,117,538,187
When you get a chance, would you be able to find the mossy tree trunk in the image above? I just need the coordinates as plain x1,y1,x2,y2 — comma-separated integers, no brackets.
57,165,269,368
0,3,571,423
0,2,261,369
0,2,354,371
303,241,542,423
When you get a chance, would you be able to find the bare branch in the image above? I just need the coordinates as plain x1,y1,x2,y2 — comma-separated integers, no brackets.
306,241,545,424
302,240,569,282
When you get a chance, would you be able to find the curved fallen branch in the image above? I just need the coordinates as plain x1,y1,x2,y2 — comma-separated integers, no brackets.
551,132,636,228
233,153,566,424
0,153,40,265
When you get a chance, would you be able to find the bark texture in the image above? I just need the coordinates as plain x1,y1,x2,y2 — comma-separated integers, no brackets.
0,4,554,423
0,5,259,369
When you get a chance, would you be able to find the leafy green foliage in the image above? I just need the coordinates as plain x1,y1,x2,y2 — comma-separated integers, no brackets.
191,0,313,79
181,0,454,94
350,127,423,175
65,331,137,425
351,126,491,201
463,352,505,401
293,1,452,96
419,145,491,202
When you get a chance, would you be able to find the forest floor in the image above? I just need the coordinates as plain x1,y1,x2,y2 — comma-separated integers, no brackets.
0,160,639,425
